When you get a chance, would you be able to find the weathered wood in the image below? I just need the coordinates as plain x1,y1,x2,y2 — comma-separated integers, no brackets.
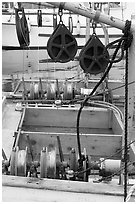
23,107,110,129
2,175,131,197
17,131,122,160
2,103,22,158
112,111,123,135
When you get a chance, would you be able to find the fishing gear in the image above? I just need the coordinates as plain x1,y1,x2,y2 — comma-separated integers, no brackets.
79,21,109,74
15,7,30,47
47,6,77,63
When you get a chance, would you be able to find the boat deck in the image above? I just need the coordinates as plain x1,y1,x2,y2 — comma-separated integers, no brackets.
2,100,22,158
2,175,135,202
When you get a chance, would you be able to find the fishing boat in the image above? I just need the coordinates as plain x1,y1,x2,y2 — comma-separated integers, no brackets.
2,2,135,202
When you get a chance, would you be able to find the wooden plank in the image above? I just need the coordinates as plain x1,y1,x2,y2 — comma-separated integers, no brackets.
2,103,22,159
2,186,126,202
23,107,110,129
112,111,123,135
22,126,113,134
2,175,128,197
18,131,122,160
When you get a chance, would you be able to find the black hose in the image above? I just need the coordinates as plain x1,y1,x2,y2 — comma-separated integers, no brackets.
76,38,123,161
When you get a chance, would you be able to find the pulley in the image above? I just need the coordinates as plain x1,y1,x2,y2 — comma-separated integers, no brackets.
37,9,42,27
47,8,77,63
79,23,109,74
15,7,30,47
10,146,28,177
10,148,16,175
40,147,56,179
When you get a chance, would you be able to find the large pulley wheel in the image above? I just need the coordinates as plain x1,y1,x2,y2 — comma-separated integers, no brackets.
40,147,56,179
15,146,28,177
40,147,48,178
79,34,109,74
63,83,74,100
10,149,16,175
47,148,56,178
47,83,57,100
47,24,77,63
15,7,30,47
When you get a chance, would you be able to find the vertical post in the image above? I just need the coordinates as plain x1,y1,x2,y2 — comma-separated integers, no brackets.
128,15,135,143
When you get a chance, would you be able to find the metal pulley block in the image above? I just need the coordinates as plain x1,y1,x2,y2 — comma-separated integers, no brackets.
79,34,109,74
40,147,56,179
47,23,77,63
15,7,30,47
63,82,74,100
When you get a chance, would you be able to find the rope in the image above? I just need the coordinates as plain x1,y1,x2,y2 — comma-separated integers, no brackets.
123,20,133,202
76,20,133,169
126,184,135,202
73,140,135,176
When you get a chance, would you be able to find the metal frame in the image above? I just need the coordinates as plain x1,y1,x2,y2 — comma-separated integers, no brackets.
48,1,135,142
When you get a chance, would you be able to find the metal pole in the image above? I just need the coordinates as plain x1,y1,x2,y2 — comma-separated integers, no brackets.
48,2,135,32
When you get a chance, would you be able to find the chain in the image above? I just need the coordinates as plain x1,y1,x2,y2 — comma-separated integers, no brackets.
92,21,97,34
58,7,63,24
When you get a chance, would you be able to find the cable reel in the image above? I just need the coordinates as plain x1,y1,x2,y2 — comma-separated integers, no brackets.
15,7,30,47
79,22,109,75
47,7,77,63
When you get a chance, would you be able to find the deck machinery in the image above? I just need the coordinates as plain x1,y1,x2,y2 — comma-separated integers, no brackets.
2,2,135,202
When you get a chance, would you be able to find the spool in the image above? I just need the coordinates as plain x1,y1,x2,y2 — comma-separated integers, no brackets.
15,146,28,177
40,147,56,179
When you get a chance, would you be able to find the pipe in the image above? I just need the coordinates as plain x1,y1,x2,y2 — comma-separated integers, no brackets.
48,2,135,32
